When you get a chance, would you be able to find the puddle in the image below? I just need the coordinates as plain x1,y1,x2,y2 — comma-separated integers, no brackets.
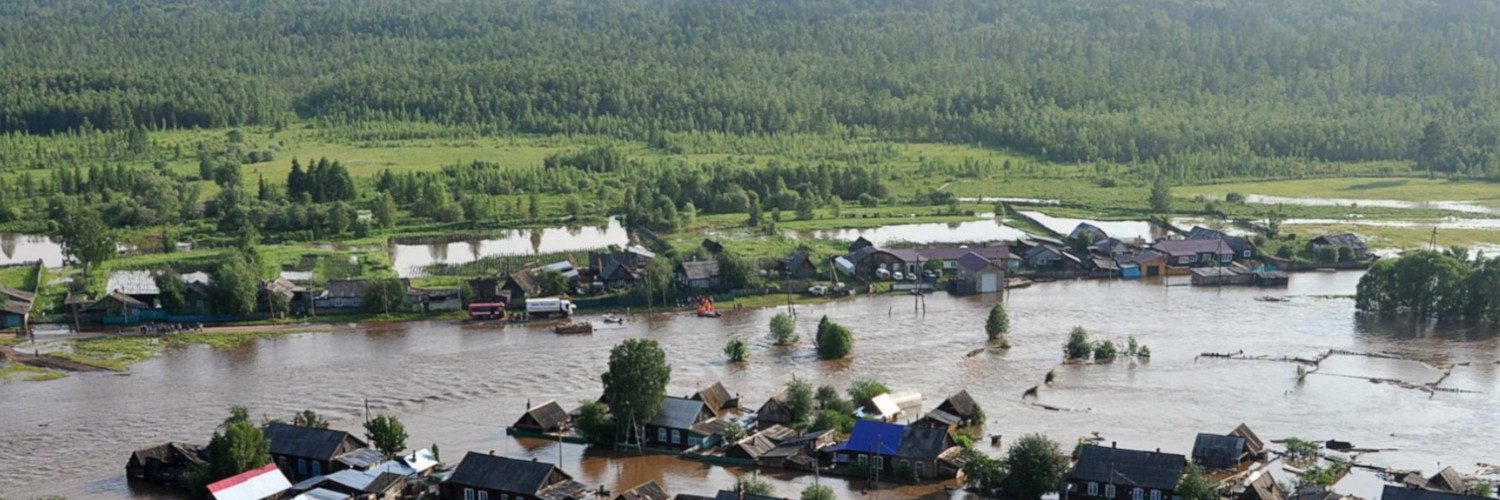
1242,195,1499,215
0,233,66,268
390,218,632,277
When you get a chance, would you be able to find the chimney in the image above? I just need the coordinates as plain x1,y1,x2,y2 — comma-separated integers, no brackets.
1112,441,1117,449
532,457,539,462
526,398,531,410
1156,448,1161,454
489,450,495,456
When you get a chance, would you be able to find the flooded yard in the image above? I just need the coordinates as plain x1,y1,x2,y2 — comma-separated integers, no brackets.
390,218,632,276
1241,194,1500,215
3,272,1498,499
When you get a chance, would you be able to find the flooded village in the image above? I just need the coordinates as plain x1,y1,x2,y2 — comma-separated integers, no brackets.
2,213,1498,500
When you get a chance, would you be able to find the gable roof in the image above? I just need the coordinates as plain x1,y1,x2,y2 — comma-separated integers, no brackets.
937,390,979,420
956,252,999,273
106,270,161,296
838,420,904,456
692,382,733,412
209,463,292,500
729,433,778,459
1230,423,1265,456
334,448,385,469
648,396,710,430
448,452,566,495
323,279,366,299
1153,239,1234,257
1311,233,1366,250
1069,444,1186,492
1192,433,1248,470
129,442,207,469
897,425,951,460
86,290,151,311
263,422,366,461
615,481,670,500
516,400,572,432
1382,486,1486,500
1242,471,1283,500
1185,226,1254,253
1426,467,1466,493
678,261,720,281
712,490,783,500
504,270,540,295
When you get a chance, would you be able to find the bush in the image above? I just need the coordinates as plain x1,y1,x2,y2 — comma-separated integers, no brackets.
785,378,816,426
847,377,890,408
769,313,798,346
815,316,854,359
1063,326,1091,360
1093,339,1118,360
802,485,836,500
1226,192,1246,203
1337,246,1355,262
724,338,748,363
575,401,614,445
810,409,856,435
985,304,1009,342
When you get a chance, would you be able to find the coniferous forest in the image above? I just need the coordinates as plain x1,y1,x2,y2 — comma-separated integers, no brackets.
3,0,1500,176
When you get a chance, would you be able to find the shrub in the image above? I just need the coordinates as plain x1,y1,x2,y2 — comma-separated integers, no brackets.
724,338,748,363
815,316,854,359
1063,326,1091,359
1093,340,1118,360
769,313,798,346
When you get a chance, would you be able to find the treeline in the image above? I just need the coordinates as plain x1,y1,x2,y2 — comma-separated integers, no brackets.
6,0,1500,177
1356,250,1500,323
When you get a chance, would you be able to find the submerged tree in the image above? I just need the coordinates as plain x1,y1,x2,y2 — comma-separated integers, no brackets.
985,303,1009,342
602,338,671,435
363,414,408,459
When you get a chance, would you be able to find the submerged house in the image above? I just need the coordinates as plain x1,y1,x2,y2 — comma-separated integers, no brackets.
827,420,960,479
643,396,717,449
1153,239,1235,267
951,252,1005,294
1309,233,1369,260
1186,226,1257,260
500,270,542,308
126,442,207,488
511,400,573,434
1381,485,1489,500
85,291,152,323
690,382,740,417
613,481,671,500
914,390,982,431
755,390,796,430
1066,444,1187,500
441,452,590,500
264,422,373,482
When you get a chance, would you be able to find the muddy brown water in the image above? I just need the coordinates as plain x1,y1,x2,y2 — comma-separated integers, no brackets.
3,271,1498,499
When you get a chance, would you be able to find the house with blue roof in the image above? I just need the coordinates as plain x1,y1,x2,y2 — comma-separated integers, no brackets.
827,420,962,480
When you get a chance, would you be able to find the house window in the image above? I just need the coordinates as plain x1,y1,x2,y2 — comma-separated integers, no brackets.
915,461,926,477
465,488,475,500
297,459,307,476
1178,256,1189,264
857,455,868,466
311,460,321,476
1088,482,1099,496
873,456,884,470
1105,484,1116,498
671,430,681,444
689,436,703,448
1243,250,1252,258
1151,490,1162,500
658,428,667,442
478,492,489,500
1132,487,1144,500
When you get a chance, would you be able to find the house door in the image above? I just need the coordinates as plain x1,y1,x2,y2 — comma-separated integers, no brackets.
980,274,998,293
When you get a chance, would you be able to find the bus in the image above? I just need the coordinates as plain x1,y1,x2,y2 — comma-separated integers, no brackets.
467,302,506,320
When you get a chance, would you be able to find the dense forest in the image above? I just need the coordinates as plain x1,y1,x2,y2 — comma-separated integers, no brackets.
5,0,1500,179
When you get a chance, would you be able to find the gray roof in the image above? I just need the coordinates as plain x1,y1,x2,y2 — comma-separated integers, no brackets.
1312,233,1366,250
106,270,160,296
1382,486,1486,500
334,448,385,469
615,481,670,500
1191,433,1247,470
712,491,783,500
957,252,998,273
678,261,720,281
897,426,951,461
323,279,366,299
1186,226,1254,253
1426,467,1466,493
1069,444,1186,492
515,400,572,432
648,397,709,430
264,422,367,461
937,390,978,420
447,452,566,495
1230,423,1265,455
1154,239,1234,257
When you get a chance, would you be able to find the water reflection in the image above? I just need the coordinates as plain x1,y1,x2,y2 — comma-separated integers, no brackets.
1242,194,1500,215
1017,211,1163,241
390,218,631,276
0,233,67,268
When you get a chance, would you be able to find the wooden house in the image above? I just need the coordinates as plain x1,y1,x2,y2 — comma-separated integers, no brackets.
827,420,959,479
511,400,572,433
1153,239,1234,267
755,391,795,430
408,287,462,312
1240,471,1284,500
1131,251,1168,278
917,390,981,429
777,251,821,279
1023,244,1083,270
643,396,717,449
85,291,152,324
1309,234,1368,260
690,382,739,417
315,279,366,310
1381,485,1488,500
1190,267,1252,286
1066,444,1186,500
126,442,206,488
0,285,35,328
105,270,162,306
500,270,541,309
675,261,720,290
263,422,371,482
1186,226,1257,259
614,481,671,500
261,277,312,315
441,452,590,500
849,246,913,278
466,277,506,303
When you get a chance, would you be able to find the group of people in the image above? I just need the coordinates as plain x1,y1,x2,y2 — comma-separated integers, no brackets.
122,323,205,335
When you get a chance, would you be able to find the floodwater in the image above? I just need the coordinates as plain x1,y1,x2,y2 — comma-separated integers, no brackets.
793,217,1030,246
1016,211,1165,242
390,218,631,277
4,272,1499,499
1241,194,1500,215
1281,217,1500,231
0,232,67,268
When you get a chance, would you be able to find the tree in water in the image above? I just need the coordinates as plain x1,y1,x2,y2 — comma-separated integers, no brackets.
363,414,408,459
190,407,270,490
769,312,798,346
293,410,328,429
985,303,1009,342
1149,176,1173,213
1003,434,1069,499
723,337,748,363
602,339,672,436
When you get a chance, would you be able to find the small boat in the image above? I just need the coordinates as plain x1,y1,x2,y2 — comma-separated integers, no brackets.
695,297,721,318
554,322,594,334
602,314,624,324
696,310,722,318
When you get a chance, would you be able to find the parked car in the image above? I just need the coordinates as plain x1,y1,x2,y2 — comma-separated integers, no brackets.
807,285,829,296
892,271,905,281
